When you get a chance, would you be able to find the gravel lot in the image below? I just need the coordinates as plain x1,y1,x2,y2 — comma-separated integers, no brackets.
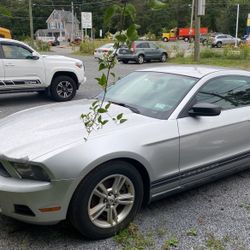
0,47,250,250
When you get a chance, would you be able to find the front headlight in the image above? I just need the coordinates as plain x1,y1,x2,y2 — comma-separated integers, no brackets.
10,162,50,182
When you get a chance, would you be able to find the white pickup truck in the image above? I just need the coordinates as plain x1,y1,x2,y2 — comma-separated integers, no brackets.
0,38,86,101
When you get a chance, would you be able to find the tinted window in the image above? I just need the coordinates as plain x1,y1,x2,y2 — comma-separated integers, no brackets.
136,42,149,48
2,44,32,59
105,72,198,119
196,76,250,110
149,43,158,49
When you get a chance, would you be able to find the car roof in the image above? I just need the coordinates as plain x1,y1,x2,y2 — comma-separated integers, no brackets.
0,38,29,46
137,65,248,79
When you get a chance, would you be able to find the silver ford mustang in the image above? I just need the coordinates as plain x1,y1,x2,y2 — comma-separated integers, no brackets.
0,65,250,239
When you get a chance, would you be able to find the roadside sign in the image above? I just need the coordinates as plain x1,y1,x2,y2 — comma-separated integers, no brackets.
81,12,92,29
197,0,205,16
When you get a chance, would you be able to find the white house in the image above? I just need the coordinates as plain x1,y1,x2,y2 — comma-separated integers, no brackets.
35,9,80,42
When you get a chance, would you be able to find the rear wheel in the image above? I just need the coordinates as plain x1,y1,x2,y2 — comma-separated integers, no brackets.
50,75,77,102
163,37,168,42
122,60,128,64
68,161,143,239
216,42,222,48
137,54,144,64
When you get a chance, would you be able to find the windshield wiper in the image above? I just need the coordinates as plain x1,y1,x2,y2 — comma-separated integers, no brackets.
110,101,141,114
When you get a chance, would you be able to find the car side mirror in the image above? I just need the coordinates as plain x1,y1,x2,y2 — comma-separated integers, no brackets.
30,51,40,60
189,102,221,117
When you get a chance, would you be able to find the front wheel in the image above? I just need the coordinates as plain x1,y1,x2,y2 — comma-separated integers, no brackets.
50,75,77,102
160,53,167,62
68,161,143,239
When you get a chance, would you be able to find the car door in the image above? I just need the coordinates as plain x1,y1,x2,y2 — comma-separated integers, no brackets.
226,35,234,45
136,42,151,60
177,75,250,187
0,50,4,86
149,42,161,60
1,42,46,90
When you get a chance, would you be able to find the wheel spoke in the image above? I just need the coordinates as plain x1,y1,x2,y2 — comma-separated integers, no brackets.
107,205,118,226
116,193,134,205
89,203,106,221
94,188,107,199
98,183,108,195
112,176,126,194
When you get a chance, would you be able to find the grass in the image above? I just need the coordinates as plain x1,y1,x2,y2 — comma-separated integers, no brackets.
206,234,226,250
162,236,179,250
169,57,250,70
113,223,154,250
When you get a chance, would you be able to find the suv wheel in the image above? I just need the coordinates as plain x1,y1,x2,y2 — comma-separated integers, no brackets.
122,60,128,64
216,42,222,48
160,53,167,62
163,37,168,42
50,75,77,102
137,55,144,64
68,160,143,239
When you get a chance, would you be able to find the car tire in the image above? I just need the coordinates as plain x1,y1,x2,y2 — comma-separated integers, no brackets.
68,160,143,240
50,75,77,102
216,42,222,48
184,37,189,42
122,60,128,64
137,54,144,64
160,53,167,62
163,37,168,42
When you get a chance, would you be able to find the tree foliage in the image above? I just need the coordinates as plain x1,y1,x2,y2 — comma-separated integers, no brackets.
1,0,250,39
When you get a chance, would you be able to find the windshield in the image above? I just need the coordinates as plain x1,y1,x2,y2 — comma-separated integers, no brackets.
105,71,198,119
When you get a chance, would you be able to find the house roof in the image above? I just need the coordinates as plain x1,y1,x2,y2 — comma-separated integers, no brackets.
46,9,80,24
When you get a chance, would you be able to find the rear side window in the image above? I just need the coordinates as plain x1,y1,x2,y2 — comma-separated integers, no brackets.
196,75,250,110
136,42,150,48
2,44,32,59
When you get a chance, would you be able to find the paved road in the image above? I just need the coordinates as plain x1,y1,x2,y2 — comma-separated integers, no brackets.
0,50,250,250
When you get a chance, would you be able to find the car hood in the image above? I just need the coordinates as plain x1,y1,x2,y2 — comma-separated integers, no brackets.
0,100,156,161
41,55,82,64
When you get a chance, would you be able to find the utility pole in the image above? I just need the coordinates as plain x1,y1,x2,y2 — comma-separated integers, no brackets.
235,4,239,47
29,0,34,43
189,0,195,42
71,1,74,42
194,0,201,61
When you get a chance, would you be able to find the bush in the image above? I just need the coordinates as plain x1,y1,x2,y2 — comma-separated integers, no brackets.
78,39,112,55
239,44,250,59
24,38,50,52
201,48,222,58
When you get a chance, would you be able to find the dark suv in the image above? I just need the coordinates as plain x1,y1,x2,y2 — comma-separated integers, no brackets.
117,41,168,64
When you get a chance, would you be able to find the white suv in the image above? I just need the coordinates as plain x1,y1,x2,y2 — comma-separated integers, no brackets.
0,39,86,101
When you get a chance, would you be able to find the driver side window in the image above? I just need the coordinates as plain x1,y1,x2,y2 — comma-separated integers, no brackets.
196,75,250,110
2,44,32,59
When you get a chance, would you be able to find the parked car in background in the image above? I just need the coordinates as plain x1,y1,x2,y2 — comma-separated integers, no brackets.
0,38,86,101
94,43,115,60
1,66,250,239
210,34,241,48
117,41,168,64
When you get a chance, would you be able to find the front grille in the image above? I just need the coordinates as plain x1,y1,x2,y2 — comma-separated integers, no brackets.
0,162,11,177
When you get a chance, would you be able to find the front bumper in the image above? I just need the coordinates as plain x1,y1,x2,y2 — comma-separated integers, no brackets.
0,175,75,225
